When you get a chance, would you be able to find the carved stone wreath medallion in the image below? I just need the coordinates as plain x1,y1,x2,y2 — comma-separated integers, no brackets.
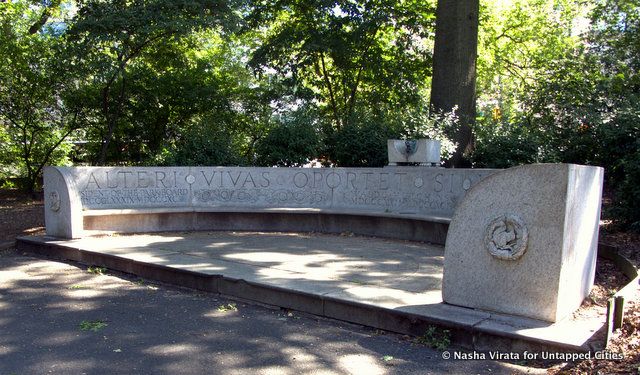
485,214,528,260
49,191,61,212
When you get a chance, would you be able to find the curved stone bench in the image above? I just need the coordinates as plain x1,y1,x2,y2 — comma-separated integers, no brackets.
43,164,605,323
43,166,495,244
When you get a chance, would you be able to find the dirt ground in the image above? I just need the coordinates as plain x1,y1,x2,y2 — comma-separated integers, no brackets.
549,228,640,374
0,190,45,242
1,189,638,374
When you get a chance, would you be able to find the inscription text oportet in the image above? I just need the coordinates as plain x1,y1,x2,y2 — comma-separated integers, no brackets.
73,167,496,216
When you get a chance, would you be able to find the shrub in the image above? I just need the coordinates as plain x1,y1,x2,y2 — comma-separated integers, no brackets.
471,116,543,169
158,120,244,167
609,140,640,231
328,118,399,167
254,109,320,167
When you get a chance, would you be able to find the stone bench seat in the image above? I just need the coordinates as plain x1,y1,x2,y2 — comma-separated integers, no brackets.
82,206,453,222
81,206,452,244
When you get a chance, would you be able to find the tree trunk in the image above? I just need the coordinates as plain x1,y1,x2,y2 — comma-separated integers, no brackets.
430,0,479,167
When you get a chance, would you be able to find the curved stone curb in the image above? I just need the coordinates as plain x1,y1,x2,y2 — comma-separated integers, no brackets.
598,243,640,347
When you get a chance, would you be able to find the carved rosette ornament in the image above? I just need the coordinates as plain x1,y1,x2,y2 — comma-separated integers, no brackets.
49,191,61,212
485,214,528,260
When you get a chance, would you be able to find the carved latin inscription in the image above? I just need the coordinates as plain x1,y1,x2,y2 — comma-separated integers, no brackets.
70,167,497,216
80,188,189,206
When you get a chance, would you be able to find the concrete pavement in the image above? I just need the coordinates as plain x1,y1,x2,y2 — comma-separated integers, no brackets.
0,250,548,374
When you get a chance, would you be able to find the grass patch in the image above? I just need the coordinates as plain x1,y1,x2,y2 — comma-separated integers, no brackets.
87,266,107,275
68,284,88,289
416,326,450,351
217,303,238,312
79,319,108,332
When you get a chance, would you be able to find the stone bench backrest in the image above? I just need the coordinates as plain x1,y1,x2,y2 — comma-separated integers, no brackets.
44,166,497,238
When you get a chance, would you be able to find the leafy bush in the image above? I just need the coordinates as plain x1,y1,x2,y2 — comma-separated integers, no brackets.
472,58,640,230
609,141,640,231
324,104,460,167
254,109,320,167
0,124,15,180
158,120,244,167
471,115,543,169
393,105,458,161
416,326,451,351
327,113,401,167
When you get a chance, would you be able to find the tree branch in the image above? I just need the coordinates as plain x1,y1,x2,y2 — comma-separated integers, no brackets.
319,52,342,129
346,23,380,118
28,0,62,34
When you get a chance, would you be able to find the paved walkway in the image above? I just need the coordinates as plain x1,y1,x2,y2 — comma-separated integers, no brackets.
1,250,551,375
17,231,606,353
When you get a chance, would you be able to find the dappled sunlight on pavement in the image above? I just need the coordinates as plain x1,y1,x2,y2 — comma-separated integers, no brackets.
0,250,546,374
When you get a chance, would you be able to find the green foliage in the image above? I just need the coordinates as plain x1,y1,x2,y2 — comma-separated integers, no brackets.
328,110,401,167
474,0,588,168
0,123,16,179
472,119,542,168
84,34,241,165
66,0,237,165
394,105,458,161
588,0,640,229
87,266,107,275
325,104,459,167
477,0,586,120
255,108,321,167
160,119,244,167
610,142,640,231
416,326,450,351
248,0,436,154
216,303,238,312
79,319,108,332
68,284,88,289
0,0,80,192
474,0,640,229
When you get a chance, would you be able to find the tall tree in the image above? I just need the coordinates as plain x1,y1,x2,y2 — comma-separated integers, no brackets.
0,0,83,193
248,0,436,131
67,0,236,165
430,0,479,167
